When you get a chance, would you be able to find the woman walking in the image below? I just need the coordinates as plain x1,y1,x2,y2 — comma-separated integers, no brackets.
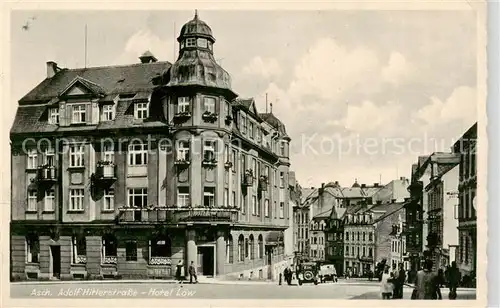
380,266,394,299
175,260,184,284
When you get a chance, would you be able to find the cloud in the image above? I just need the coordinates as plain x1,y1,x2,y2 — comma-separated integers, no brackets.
332,100,404,134
416,86,477,126
113,29,174,65
242,56,282,79
382,52,412,84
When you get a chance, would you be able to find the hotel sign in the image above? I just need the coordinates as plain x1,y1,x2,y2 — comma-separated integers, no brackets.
173,209,237,222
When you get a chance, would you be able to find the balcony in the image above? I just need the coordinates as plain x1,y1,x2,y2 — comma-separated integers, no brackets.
358,255,374,263
242,170,254,186
95,162,116,181
174,159,191,168
118,207,239,224
149,257,172,265
202,158,217,168
36,165,57,182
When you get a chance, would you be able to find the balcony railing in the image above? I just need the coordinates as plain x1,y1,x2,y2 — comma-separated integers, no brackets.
37,165,57,182
118,207,240,224
149,257,172,265
102,256,117,264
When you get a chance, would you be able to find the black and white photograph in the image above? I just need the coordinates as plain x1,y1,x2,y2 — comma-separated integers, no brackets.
1,1,488,307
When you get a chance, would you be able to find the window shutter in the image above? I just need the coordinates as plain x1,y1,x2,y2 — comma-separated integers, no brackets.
59,104,66,126
86,103,92,124
91,102,100,124
66,104,73,125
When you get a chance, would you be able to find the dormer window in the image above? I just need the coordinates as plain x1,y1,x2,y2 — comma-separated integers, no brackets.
48,108,59,124
178,97,190,113
72,104,86,124
101,104,115,121
186,38,196,47
197,38,208,48
134,102,149,120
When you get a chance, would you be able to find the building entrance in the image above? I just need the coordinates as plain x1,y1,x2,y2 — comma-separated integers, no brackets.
197,246,215,276
50,245,61,278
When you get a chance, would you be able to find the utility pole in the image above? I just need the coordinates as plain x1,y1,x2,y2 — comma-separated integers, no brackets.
84,24,88,68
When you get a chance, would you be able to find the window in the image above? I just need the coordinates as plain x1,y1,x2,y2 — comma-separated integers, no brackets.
264,199,270,217
245,238,249,258
369,232,373,241
249,122,254,139
42,146,55,166
126,241,138,261
232,191,236,208
102,142,114,163
102,104,115,121
72,236,87,264
177,141,190,161
150,237,171,259
258,235,264,258
279,202,284,218
249,235,255,259
197,38,208,48
204,97,216,113
104,189,114,211
226,235,233,263
204,187,215,207
231,150,237,172
357,232,360,241
345,246,349,256
224,188,229,207
186,38,196,47
346,232,349,241
203,140,216,161
280,141,285,156
27,149,37,169
128,143,148,165
69,144,85,167
178,187,190,207
274,201,277,218
69,189,84,211
238,235,244,262
27,190,37,212
128,188,147,208
134,102,149,119
351,247,355,256
26,235,40,263
72,104,86,123
252,196,257,215
48,108,59,124
273,170,277,187
241,114,247,133
178,97,190,113
362,246,366,257
102,234,117,264
369,247,373,257
44,190,55,212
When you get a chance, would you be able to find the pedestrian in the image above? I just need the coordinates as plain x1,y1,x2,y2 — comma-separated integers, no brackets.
188,261,198,284
413,259,437,300
175,260,184,284
433,268,445,300
447,261,460,299
392,263,406,299
380,265,393,299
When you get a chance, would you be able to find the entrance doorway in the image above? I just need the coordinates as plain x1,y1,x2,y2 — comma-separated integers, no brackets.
50,245,61,278
265,246,273,280
197,246,215,276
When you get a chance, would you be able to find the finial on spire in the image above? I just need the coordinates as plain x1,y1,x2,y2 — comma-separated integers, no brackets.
270,102,273,113
194,9,198,19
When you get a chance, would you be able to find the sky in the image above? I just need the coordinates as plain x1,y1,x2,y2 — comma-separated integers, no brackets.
7,9,478,188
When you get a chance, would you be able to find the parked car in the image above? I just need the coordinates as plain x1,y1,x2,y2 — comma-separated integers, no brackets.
296,262,319,285
319,264,338,283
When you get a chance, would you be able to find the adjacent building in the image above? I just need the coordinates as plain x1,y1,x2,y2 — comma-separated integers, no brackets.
453,123,477,279
325,206,345,274
10,12,293,281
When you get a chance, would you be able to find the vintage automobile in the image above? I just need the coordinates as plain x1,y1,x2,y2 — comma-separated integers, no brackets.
319,264,338,283
296,262,319,285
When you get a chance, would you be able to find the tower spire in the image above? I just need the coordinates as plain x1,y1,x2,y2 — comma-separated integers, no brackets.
194,9,198,19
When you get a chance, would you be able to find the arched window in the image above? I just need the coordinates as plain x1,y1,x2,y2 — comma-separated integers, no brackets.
26,233,40,263
245,238,249,259
102,234,118,264
238,235,244,262
149,235,172,265
226,235,233,263
249,235,255,259
258,235,263,258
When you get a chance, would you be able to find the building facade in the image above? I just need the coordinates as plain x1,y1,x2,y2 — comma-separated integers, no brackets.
453,123,477,280
325,206,345,275
309,214,328,261
10,13,293,281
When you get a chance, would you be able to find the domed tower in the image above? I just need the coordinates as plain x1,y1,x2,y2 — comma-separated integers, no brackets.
162,12,238,258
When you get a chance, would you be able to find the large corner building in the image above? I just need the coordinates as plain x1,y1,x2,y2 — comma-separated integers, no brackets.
10,13,293,281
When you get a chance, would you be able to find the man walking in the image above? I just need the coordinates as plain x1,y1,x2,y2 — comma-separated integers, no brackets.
393,263,406,299
188,261,198,284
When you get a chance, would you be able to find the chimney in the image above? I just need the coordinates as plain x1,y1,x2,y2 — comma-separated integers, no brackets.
361,184,366,188
319,183,325,209
335,181,339,185
400,176,406,181
46,61,58,78
374,183,379,187
376,200,382,205
391,198,397,203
